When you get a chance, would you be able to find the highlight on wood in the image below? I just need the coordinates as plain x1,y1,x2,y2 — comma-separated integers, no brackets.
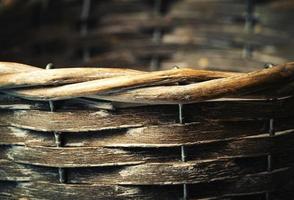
1,61,294,103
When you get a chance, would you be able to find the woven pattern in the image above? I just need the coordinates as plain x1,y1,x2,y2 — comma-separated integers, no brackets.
1,0,294,199
1,61,294,199
1,0,294,72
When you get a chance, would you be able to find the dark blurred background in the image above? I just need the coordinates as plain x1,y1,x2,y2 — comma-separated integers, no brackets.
0,0,294,72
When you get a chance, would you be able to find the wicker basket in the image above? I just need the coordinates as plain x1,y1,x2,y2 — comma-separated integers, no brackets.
1,0,294,199
1,61,294,199
1,0,294,71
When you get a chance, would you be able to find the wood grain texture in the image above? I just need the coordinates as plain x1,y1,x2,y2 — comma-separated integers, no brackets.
67,157,267,185
0,126,54,146
1,98,294,132
0,94,119,111
5,68,240,101
93,63,294,104
0,108,177,132
0,120,268,146
2,119,294,147
2,62,294,104
3,131,294,167
44,121,269,147
1,168,292,200
183,97,294,120
0,156,268,185
0,95,48,110
0,160,57,182
5,146,176,167
0,67,142,89
0,62,40,73
188,167,294,199
28,23,294,52
84,47,287,72
0,181,181,200
0,61,238,89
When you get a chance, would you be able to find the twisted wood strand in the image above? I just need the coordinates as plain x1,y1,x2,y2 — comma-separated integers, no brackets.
1,62,294,104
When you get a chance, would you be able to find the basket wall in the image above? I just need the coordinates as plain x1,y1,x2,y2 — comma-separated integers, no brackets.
1,0,294,71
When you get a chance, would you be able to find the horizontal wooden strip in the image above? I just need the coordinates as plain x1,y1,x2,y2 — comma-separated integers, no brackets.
170,1,294,24
85,48,286,73
8,41,288,72
0,108,177,132
95,5,246,26
0,126,54,146
189,167,294,199
0,120,269,147
3,131,294,167
0,160,57,182
2,118,294,148
27,28,294,55
0,95,121,111
0,181,181,200
0,157,263,185
1,154,268,185
67,157,267,185
78,10,294,35
184,97,294,121
25,20,293,57
1,99,294,132
0,94,48,110
1,168,293,199
63,121,269,147
0,103,43,110
2,49,286,76
5,146,178,167
162,27,293,46
186,131,294,160
2,90,294,117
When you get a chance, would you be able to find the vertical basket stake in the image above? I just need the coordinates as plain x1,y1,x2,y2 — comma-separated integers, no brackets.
179,103,187,199
80,0,91,62
243,0,255,58
266,107,275,200
46,63,67,183
45,63,55,111
150,0,162,71
174,64,188,199
265,63,276,200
